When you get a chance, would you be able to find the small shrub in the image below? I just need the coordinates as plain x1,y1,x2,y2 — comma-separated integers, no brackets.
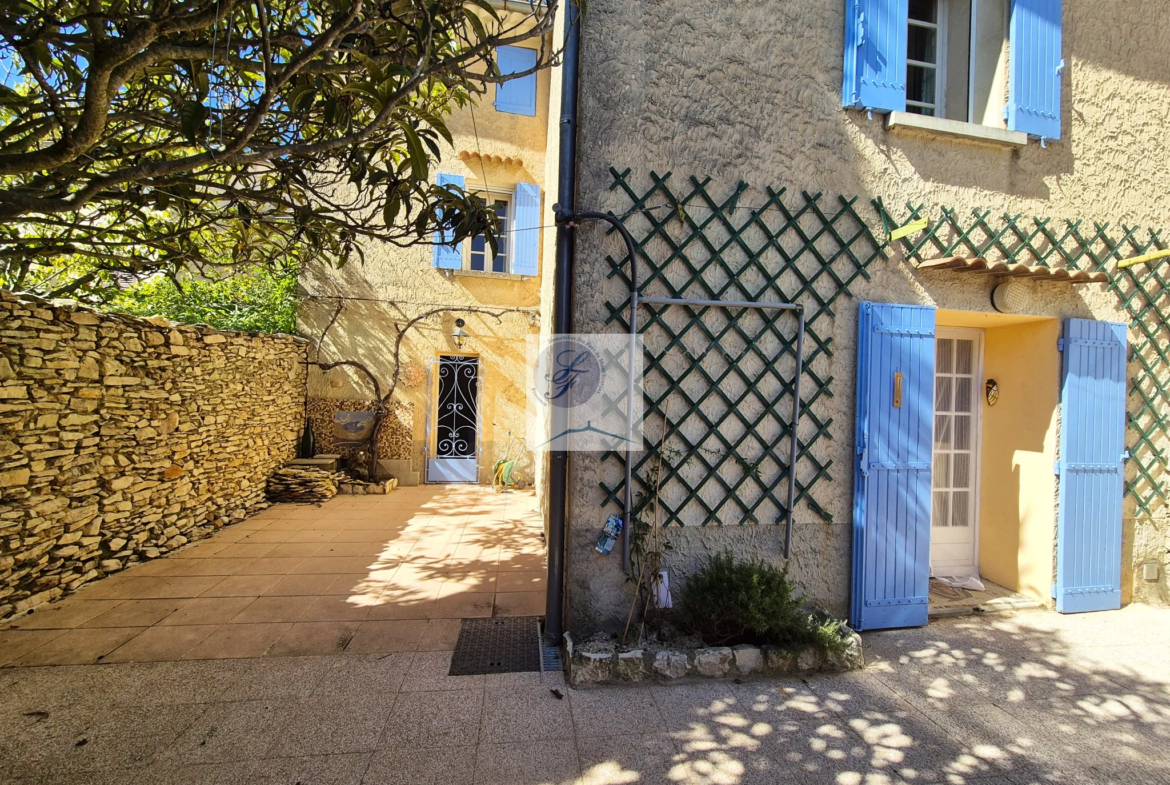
680,551,850,653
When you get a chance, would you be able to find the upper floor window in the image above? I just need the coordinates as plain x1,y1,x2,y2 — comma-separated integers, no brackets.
843,0,1064,142
468,196,511,274
432,175,541,278
493,46,538,116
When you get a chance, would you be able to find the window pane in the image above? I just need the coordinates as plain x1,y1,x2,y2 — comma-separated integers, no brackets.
953,452,971,489
470,235,486,271
955,340,974,375
934,414,952,449
954,414,971,451
908,25,937,64
937,339,954,374
933,452,950,489
935,376,952,412
955,376,973,414
907,65,936,109
909,0,937,23
933,491,950,527
951,491,970,527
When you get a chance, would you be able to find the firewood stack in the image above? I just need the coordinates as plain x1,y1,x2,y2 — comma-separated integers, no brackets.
265,466,346,503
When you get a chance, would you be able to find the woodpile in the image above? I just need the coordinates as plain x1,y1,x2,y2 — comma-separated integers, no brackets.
265,466,345,503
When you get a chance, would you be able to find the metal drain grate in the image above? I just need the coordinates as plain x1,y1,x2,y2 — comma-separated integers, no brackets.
448,616,542,676
540,641,563,672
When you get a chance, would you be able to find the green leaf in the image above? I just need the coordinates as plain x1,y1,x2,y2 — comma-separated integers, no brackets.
400,123,429,182
383,191,401,227
179,101,209,144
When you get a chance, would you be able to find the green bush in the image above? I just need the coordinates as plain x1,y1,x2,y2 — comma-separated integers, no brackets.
107,265,298,334
680,551,849,652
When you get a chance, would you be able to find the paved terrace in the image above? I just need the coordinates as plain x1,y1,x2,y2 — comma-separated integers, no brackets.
0,484,1168,784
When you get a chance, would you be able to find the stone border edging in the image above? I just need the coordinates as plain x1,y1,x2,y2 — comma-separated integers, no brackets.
565,632,865,686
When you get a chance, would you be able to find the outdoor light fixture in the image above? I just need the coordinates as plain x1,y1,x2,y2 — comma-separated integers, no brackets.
986,379,999,406
451,318,469,349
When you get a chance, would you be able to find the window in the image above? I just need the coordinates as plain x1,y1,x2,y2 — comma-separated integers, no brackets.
493,46,538,116
843,0,1063,141
467,195,511,273
905,0,1009,127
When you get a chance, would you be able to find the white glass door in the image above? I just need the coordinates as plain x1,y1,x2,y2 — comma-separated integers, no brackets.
931,328,983,576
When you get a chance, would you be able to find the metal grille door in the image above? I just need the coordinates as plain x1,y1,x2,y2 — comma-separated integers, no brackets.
427,355,481,483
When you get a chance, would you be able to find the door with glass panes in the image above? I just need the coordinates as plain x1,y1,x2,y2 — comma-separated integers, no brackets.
931,328,983,576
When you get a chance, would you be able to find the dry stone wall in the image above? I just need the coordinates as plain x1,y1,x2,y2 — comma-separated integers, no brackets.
0,290,307,620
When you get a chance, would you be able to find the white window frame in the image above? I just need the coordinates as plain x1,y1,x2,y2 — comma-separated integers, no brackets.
907,0,949,118
463,188,514,275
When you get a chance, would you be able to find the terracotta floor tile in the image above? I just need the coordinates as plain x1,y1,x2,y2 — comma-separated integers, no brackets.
430,592,495,619
493,592,546,618
286,530,335,543
324,574,381,596
346,619,428,654
366,598,438,621
497,553,547,572
183,622,292,659
5,599,122,630
234,530,288,543
234,557,308,575
200,574,281,597
157,596,256,626
215,543,278,559
181,557,255,577
12,626,140,666
266,621,359,656
101,624,218,663
78,575,167,599
121,557,195,577
80,598,181,627
0,629,67,666
496,571,547,593
417,618,463,651
298,595,375,622
228,595,316,624
265,542,323,558
290,556,358,574
310,541,371,557
262,573,339,596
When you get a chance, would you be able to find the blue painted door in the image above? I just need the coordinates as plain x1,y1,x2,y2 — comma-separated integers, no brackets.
1056,318,1127,613
851,303,936,631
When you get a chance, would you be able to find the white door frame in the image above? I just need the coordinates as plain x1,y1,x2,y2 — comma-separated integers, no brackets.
931,326,985,577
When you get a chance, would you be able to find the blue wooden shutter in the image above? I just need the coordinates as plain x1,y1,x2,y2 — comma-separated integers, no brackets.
842,0,907,113
494,46,538,116
511,182,540,277
1008,0,1064,140
851,303,935,631
1055,319,1127,613
433,172,464,270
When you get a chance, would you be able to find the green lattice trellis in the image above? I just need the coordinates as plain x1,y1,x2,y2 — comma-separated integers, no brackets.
881,203,1170,518
599,170,884,526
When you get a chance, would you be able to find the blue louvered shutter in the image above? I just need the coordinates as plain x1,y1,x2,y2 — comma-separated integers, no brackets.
1008,0,1064,140
851,303,935,631
1055,319,1127,614
511,182,540,277
842,0,907,113
432,173,465,270
494,46,538,116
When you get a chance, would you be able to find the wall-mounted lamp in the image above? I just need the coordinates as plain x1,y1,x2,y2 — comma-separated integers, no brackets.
451,318,469,350
986,379,999,406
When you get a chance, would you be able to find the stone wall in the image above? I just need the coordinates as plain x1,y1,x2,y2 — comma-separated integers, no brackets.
0,290,307,620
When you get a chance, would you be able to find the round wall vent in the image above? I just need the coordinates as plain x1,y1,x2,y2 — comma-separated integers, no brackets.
991,280,1029,313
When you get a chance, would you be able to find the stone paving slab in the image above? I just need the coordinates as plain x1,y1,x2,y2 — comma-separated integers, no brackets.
0,607,1167,784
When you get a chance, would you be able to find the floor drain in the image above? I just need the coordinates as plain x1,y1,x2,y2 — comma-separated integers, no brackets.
448,616,542,676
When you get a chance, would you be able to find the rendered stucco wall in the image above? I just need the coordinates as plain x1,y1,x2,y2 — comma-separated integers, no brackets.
975,318,1060,604
299,13,557,486
565,0,1170,632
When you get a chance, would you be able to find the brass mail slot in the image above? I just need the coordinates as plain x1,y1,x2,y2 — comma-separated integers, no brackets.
893,371,903,408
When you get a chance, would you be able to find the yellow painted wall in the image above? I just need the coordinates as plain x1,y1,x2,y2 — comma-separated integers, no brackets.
976,318,1060,604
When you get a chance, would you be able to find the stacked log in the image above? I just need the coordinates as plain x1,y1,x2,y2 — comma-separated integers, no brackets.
265,466,345,503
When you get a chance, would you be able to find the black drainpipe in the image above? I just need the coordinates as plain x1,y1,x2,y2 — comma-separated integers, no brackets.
544,0,582,644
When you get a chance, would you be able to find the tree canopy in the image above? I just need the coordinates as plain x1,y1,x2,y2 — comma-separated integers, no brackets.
0,0,558,301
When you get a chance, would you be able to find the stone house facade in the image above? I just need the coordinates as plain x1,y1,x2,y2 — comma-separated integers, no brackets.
558,0,1170,633
297,4,562,490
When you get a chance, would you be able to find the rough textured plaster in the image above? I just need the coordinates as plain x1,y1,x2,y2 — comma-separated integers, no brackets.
564,0,1170,632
